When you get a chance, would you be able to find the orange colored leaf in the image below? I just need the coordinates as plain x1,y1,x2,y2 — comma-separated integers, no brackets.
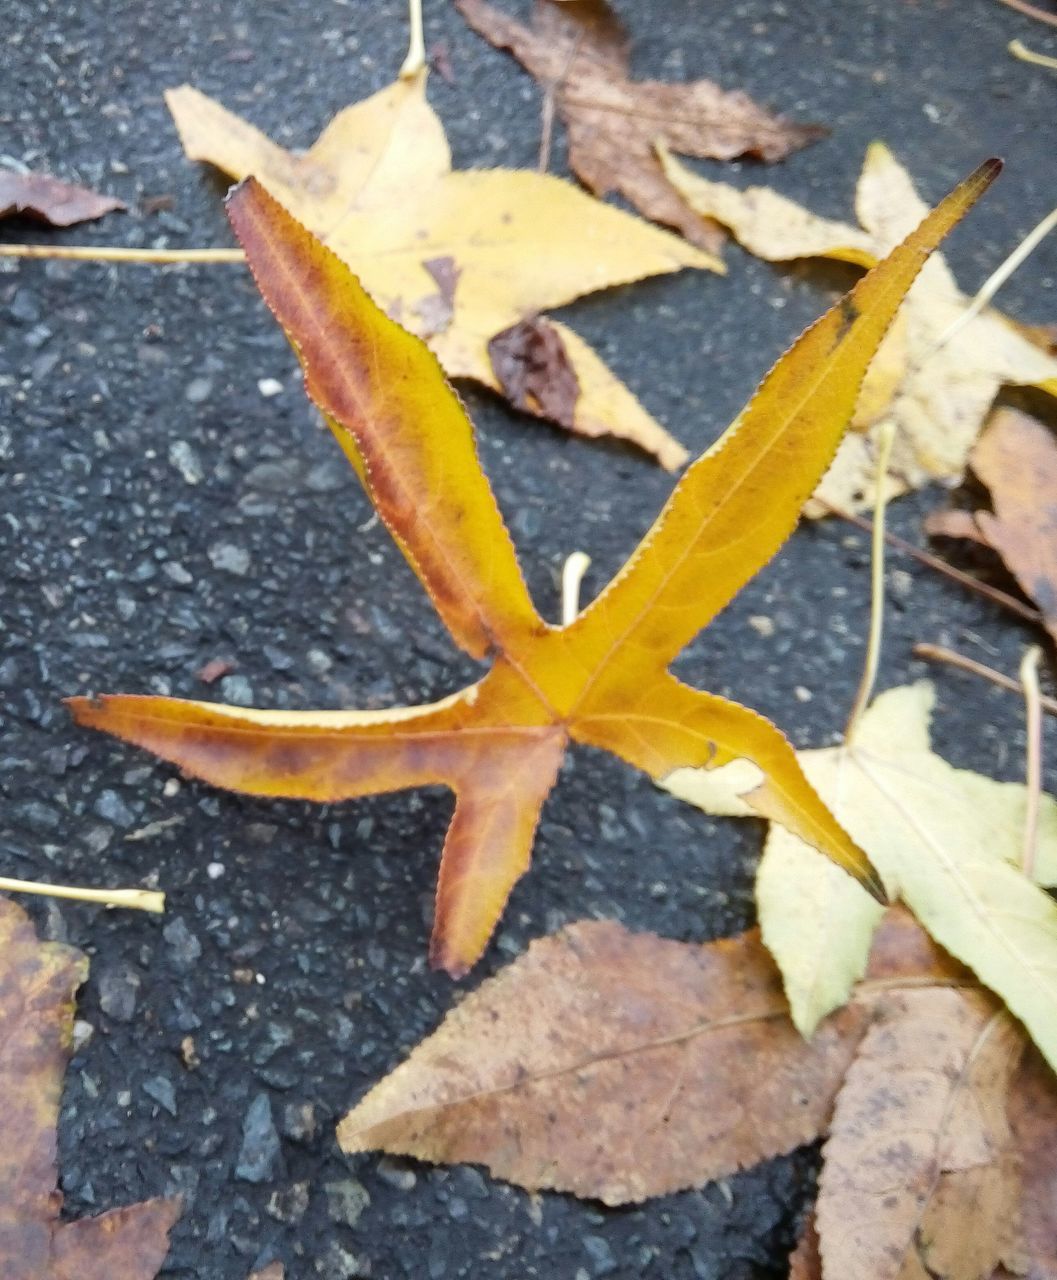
69,160,999,975
0,895,181,1277
337,920,867,1203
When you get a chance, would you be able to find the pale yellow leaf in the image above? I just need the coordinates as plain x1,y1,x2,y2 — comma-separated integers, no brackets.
661,142,1057,511
664,682,1057,1062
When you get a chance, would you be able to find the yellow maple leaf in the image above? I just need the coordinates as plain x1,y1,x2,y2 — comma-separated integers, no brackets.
660,141,1057,509
165,70,720,470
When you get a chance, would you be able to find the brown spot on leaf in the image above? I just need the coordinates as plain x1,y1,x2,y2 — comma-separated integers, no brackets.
488,318,581,430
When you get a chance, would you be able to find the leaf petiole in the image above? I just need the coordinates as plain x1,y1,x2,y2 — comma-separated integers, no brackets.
0,875,165,913
400,0,427,79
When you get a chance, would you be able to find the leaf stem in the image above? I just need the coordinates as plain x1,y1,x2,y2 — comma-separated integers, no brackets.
845,422,896,743
930,201,1057,355
913,642,1057,718
1020,644,1044,877
1009,36,1057,66
561,551,592,625
0,243,244,263
0,876,165,912
400,0,426,79
994,0,1057,27
820,499,1043,628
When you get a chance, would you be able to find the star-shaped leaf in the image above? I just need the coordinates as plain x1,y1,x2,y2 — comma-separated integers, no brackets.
165,69,718,470
660,141,1057,510
69,161,998,975
455,0,824,252
666,681,1057,1070
0,895,181,1278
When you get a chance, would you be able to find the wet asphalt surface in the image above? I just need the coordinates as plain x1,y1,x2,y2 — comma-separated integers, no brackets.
1,0,1056,1276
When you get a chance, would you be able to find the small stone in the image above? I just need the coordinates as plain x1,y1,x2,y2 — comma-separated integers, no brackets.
583,1236,617,1276
98,963,141,1022
185,376,213,404
220,675,254,706
208,542,251,576
93,789,135,828
236,1093,281,1182
376,1155,417,1191
304,459,349,493
72,1020,94,1052
281,1101,317,1143
163,561,194,586
143,1075,178,1116
258,377,283,398
163,917,202,967
306,648,332,675
266,1181,310,1224
207,861,225,880
315,1242,371,1279
324,1179,370,1228
748,614,775,638
169,440,204,485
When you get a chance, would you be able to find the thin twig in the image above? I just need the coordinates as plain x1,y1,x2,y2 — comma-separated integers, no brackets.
931,202,1057,353
0,876,165,912
846,423,896,742
561,551,592,625
1009,36,1057,66
0,244,243,263
995,0,1057,27
913,642,1057,718
538,32,583,173
819,499,1043,628
1020,645,1044,877
400,0,426,78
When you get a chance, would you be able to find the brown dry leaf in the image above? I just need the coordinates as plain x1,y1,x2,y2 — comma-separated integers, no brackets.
337,920,867,1204
1002,1048,1057,1280
0,169,126,226
818,989,1026,1280
660,142,1057,512
0,895,181,1277
164,69,715,470
927,407,1057,646
455,0,823,253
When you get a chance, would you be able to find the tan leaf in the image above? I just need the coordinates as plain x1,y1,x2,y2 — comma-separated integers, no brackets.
0,169,126,227
1004,1047,1057,1279
455,0,823,253
164,71,710,468
659,141,1057,511
0,896,181,1277
337,920,866,1204
665,682,1057,1063
817,990,1025,1280
930,408,1057,647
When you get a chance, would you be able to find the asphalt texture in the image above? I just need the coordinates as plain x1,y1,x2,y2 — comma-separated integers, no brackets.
1,1,1055,1277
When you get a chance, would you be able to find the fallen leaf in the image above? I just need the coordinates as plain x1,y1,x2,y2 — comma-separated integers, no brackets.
665,681,1057,1068
659,142,1057,511
164,69,712,469
0,169,126,227
818,989,1024,1280
337,920,867,1203
488,317,580,428
789,1214,822,1280
0,895,181,1277
248,1265,284,1280
455,0,824,252
1003,1047,1057,1280
927,408,1057,646
69,162,997,975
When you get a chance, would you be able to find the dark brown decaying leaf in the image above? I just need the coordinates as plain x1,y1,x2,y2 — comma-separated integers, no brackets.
338,920,867,1204
487,317,581,427
927,408,1057,646
788,1214,822,1280
817,988,1025,1280
0,170,126,226
0,895,181,1278
455,0,824,251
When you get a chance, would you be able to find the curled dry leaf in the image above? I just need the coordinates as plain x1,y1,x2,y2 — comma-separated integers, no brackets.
0,169,126,227
455,0,824,252
69,163,998,975
659,142,1057,512
338,920,867,1203
818,990,1025,1280
164,69,710,469
666,682,1057,1069
0,895,181,1277
927,408,1057,647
